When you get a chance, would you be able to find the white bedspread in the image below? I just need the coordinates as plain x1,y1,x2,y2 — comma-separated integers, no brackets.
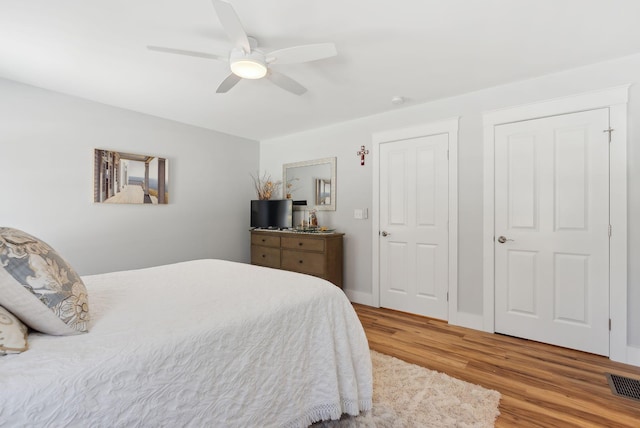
0,259,372,427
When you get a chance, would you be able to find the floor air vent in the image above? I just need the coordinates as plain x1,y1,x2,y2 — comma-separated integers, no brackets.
606,373,640,401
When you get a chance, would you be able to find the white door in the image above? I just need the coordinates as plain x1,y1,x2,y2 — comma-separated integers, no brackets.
379,134,449,319
494,108,610,355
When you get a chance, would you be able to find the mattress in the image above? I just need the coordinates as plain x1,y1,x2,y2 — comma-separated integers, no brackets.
0,259,373,427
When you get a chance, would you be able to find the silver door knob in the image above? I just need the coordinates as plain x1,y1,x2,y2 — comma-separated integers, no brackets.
381,231,391,237
497,236,513,243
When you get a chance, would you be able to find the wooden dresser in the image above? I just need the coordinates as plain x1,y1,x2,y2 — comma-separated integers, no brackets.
250,230,344,288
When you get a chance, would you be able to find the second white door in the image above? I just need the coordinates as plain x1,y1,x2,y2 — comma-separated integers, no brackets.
379,133,449,319
494,108,610,356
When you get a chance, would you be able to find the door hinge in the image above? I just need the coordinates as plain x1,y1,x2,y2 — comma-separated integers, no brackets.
609,319,612,331
446,292,449,302
608,224,612,238
604,128,614,143
446,149,449,160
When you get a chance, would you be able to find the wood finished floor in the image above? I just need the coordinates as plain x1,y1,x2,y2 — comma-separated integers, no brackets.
353,304,640,427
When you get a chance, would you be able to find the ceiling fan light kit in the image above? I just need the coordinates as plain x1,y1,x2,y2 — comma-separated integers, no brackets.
230,58,267,79
147,0,337,95
228,37,267,79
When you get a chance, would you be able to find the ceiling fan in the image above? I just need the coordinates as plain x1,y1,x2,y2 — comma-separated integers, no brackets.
147,0,337,95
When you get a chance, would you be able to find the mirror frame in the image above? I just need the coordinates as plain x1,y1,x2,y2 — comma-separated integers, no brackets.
282,157,336,211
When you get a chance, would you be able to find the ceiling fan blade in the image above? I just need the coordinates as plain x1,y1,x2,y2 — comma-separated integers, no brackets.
267,71,307,95
216,73,242,93
212,0,250,53
147,45,227,62
267,43,337,65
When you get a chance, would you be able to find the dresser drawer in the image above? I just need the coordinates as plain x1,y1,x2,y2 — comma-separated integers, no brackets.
250,230,343,288
251,233,281,248
281,236,325,252
281,250,325,275
251,245,281,268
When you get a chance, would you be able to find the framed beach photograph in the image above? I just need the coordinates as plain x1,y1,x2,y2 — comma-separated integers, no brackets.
93,149,169,204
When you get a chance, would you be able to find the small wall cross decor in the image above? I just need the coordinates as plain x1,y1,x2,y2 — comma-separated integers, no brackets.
357,145,369,166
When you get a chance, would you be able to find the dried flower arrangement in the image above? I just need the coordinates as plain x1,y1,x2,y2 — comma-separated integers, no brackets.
251,171,282,200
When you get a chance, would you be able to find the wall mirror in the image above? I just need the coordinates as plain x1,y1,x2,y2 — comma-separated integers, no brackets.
282,157,336,211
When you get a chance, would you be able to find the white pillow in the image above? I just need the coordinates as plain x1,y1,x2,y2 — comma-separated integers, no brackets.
0,305,28,355
0,228,89,335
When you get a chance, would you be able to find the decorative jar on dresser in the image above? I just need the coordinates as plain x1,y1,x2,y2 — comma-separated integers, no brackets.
250,230,344,288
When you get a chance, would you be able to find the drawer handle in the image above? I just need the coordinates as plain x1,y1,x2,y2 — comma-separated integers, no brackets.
262,254,266,258
298,242,303,246
261,239,266,242
298,260,303,264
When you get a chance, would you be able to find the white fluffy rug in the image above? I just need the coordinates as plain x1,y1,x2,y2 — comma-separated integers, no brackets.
315,351,501,428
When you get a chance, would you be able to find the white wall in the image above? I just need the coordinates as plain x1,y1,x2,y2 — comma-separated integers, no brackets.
0,78,259,275
261,52,640,347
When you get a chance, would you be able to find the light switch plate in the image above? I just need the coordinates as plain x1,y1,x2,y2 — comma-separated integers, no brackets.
354,208,368,220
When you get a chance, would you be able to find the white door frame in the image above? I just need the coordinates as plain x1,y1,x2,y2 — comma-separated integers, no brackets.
372,118,459,322
483,86,629,362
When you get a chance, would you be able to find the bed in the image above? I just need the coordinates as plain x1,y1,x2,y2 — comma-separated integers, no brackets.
0,258,373,427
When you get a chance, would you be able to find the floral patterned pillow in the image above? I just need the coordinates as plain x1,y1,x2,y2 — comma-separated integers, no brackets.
0,228,89,335
0,305,28,355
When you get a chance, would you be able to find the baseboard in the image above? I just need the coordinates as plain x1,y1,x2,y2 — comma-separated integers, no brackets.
625,346,640,367
344,289,375,306
449,311,484,331
347,297,485,329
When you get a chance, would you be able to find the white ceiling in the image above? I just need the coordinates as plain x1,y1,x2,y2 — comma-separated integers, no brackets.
2,0,640,141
